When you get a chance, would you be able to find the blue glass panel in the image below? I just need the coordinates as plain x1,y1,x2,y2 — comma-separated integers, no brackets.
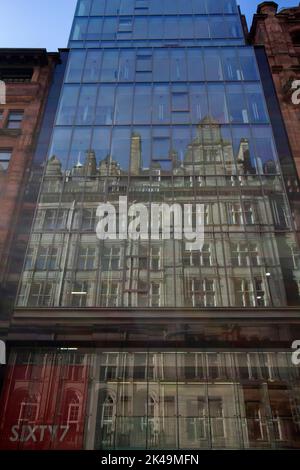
207,84,228,123
252,126,278,174
48,128,72,169
192,0,206,14
86,18,102,40
227,84,249,124
56,85,80,125
133,85,152,124
91,127,111,163
100,50,119,81
204,49,223,81
231,126,257,175
83,50,102,82
153,50,170,81
76,85,98,125
194,18,210,39
222,49,241,81
115,85,133,124
118,50,135,81
238,49,259,81
190,84,209,123
71,18,88,41
90,0,105,15
76,0,91,16
153,85,170,124
111,127,131,170
106,0,121,15
69,127,93,169
245,84,268,123
95,85,115,125
65,50,86,83
170,49,187,82
131,127,151,170
187,49,205,81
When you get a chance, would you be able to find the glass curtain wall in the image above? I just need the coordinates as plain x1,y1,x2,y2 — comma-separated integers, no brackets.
0,348,300,450
16,0,300,309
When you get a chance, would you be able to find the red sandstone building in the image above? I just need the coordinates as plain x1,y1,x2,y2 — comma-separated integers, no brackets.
0,49,60,319
249,2,300,177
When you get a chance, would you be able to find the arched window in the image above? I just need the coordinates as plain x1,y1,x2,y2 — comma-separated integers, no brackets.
65,391,81,425
18,394,39,426
146,395,160,446
100,394,116,447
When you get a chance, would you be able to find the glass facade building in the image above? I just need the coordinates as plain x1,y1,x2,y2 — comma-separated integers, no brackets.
1,0,300,450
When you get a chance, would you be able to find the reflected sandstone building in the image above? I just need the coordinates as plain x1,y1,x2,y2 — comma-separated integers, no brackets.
1,0,300,450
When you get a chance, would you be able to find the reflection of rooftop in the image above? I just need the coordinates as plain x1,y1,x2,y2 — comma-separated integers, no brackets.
46,116,276,179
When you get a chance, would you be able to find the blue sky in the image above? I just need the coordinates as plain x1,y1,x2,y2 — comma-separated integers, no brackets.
0,0,297,51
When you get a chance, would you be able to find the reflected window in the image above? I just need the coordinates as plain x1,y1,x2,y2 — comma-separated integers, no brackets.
100,395,116,448
255,278,266,307
209,399,225,441
0,149,12,172
100,354,119,380
18,397,39,426
71,281,89,307
246,401,269,442
36,246,58,270
227,202,255,225
231,242,260,267
100,281,121,307
25,247,34,270
82,208,97,231
150,246,161,270
150,282,161,307
77,246,96,270
7,111,23,129
186,278,216,307
28,282,54,307
118,17,133,32
234,279,254,307
187,398,206,441
44,209,66,230
102,246,121,271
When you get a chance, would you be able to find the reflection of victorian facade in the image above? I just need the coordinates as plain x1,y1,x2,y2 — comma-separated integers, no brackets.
17,117,299,310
